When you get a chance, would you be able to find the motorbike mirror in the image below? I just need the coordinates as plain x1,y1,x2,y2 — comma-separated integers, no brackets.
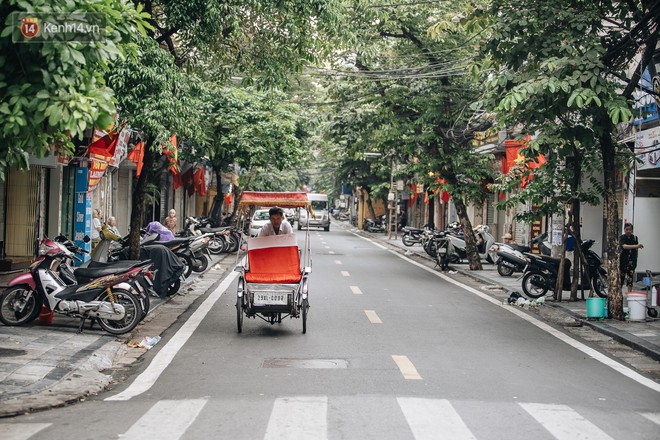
83,235,91,243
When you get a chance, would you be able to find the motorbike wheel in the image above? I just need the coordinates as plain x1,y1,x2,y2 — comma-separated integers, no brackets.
497,262,514,277
402,234,416,247
138,291,150,320
167,279,181,296
228,232,240,253
424,240,438,258
593,271,608,298
0,285,42,326
208,235,226,254
521,270,549,299
437,253,449,271
179,255,193,278
192,255,209,273
95,288,142,335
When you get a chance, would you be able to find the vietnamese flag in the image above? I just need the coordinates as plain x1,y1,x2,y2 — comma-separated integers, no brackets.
162,135,179,175
127,141,145,177
193,166,206,196
88,128,120,159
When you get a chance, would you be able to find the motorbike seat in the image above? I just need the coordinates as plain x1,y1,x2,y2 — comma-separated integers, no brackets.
146,238,192,247
74,260,146,279
403,227,425,233
199,227,228,234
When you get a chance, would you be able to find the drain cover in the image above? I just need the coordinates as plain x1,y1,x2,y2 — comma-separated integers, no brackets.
0,348,27,357
262,358,348,369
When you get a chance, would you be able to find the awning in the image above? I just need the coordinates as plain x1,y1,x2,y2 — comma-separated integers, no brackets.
239,191,312,210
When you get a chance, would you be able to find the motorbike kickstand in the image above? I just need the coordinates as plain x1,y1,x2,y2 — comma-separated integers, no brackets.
77,318,87,333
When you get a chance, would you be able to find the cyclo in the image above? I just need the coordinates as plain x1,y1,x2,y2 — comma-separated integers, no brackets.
234,192,313,334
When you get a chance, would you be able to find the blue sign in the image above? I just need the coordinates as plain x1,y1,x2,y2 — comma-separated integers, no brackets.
74,166,91,264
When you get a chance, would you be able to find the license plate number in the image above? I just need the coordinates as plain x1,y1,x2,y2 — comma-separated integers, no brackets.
438,247,447,254
255,293,288,305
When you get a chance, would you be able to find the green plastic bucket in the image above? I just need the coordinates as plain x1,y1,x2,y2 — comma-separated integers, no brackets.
586,297,607,318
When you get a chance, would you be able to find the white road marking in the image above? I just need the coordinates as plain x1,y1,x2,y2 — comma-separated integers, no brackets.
365,310,382,323
519,403,615,440
350,285,363,295
397,398,475,439
350,230,660,393
329,251,335,254
2,423,51,440
121,399,208,440
334,260,342,265
105,271,239,401
392,355,422,380
264,396,328,440
341,271,350,277
640,412,660,425
325,246,330,249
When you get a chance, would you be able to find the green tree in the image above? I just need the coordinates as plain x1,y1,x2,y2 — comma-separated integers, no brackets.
475,0,659,317
0,0,151,179
320,0,494,269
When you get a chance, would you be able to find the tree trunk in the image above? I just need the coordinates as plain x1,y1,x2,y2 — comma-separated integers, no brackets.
454,197,482,270
129,139,156,260
597,109,623,320
210,165,223,221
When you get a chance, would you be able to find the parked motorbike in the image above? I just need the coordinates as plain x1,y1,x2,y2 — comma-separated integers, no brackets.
521,239,607,299
445,225,496,263
434,232,460,270
363,217,386,233
0,237,148,334
180,216,233,254
54,236,155,321
493,243,530,276
401,225,431,247
96,235,185,297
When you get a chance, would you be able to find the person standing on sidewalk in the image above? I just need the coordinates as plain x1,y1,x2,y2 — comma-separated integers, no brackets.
620,222,643,293
91,209,103,249
163,209,178,235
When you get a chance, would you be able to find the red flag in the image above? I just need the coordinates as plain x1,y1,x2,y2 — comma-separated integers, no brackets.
162,135,179,175
182,167,195,197
173,172,182,190
224,193,232,206
88,124,124,159
127,141,144,177
424,191,429,205
193,166,206,196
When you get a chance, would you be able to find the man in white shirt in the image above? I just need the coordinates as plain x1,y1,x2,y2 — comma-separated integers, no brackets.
258,207,293,237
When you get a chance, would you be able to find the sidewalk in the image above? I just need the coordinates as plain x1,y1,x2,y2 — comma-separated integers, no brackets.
352,225,660,363
0,252,236,417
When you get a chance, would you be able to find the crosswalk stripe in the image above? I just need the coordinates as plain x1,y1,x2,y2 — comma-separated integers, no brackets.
264,396,328,440
2,423,50,440
341,271,350,277
365,310,382,323
397,397,475,439
350,285,363,294
121,399,208,440
519,403,615,440
334,260,342,265
392,355,422,380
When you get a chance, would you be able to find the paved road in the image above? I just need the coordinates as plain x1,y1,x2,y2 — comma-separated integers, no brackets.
1,226,659,439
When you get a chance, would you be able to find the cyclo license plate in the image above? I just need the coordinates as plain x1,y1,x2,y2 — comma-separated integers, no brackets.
254,292,288,305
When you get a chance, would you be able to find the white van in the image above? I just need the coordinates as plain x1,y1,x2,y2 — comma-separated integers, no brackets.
298,193,330,231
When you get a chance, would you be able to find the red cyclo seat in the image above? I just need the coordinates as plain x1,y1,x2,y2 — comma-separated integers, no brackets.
244,234,302,284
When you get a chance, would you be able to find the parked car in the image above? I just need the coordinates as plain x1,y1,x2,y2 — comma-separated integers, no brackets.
249,209,271,237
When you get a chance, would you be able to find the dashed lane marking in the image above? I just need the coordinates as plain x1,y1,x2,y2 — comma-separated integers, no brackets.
350,286,363,295
341,271,350,277
392,355,422,380
365,310,382,324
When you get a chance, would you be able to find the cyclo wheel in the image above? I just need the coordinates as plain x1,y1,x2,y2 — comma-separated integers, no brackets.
236,296,244,333
302,298,309,334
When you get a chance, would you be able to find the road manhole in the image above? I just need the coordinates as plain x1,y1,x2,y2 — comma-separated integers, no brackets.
0,348,27,357
262,358,349,369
